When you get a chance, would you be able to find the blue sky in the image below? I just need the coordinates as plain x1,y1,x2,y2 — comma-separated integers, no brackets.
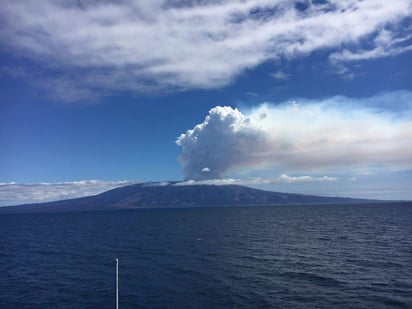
1,0,412,205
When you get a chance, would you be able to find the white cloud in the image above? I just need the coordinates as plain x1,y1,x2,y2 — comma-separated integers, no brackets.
275,174,338,184
330,30,412,62
330,45,412,62
270,71,289,80
0,180,139,206
176,91,412,180
176,175,338,186
0,0,411,100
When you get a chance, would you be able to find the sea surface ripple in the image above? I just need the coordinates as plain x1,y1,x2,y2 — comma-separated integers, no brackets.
1,203,411,308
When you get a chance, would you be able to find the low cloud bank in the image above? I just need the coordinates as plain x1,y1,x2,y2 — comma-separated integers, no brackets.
176,91,412,180
176,175,338,186
0,180,139,206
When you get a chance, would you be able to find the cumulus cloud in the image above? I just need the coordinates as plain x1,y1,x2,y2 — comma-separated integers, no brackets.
0,180,139,206
176,91,412,180
0,0,411,100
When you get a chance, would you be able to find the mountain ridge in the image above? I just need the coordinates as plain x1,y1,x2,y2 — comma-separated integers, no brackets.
0,182,378,214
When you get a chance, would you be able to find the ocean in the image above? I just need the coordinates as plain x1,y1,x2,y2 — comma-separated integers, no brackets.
1,203,411,308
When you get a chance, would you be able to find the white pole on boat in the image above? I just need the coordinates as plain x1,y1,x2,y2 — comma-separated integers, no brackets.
116,258,119,309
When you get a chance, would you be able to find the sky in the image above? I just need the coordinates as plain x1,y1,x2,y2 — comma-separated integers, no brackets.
1,0,412,205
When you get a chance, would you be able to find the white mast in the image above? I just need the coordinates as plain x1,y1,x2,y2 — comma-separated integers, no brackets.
116,258,119,309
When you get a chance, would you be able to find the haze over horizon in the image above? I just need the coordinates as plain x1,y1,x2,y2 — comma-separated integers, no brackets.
1,0,412,206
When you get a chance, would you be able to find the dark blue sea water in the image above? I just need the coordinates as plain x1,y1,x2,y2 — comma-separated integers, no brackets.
1,203,411,308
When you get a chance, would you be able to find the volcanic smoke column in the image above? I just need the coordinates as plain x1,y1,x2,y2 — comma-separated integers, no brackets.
176,106,267,180
176,98,412,181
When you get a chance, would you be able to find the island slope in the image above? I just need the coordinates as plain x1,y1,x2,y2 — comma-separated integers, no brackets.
0,183,375,213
